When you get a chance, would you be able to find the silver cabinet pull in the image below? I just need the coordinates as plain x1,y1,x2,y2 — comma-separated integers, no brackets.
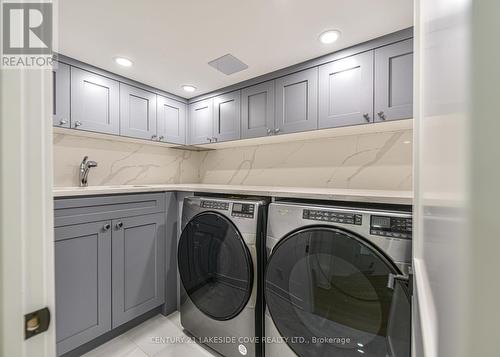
74,121,82,127
212,137,218,142
115,222,123,229
59,119,68,125
206,137,212,143
377,111,386,120
103,223,111,231
266,128,272,135
151,134,157,140
363,113,370,122
274,128,280,134
158,136,164,141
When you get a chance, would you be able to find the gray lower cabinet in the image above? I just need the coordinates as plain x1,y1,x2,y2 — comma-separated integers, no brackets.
189,99,213,145
55,221,112,356
157,96,186,144
54,194,167,355
374,39,414,121
275,68,318,134
53,62,70,128
213,91,241,142
241,81,275,139
112,213,165,328
71,67,120,134
120,84,157,140
319,51,374,128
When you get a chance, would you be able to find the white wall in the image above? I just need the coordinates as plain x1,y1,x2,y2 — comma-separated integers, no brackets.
53,129,413,190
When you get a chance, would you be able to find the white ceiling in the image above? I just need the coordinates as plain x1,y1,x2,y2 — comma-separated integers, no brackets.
58,0,413,99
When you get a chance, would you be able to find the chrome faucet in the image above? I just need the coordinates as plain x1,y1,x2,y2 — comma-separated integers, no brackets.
79,156,98,187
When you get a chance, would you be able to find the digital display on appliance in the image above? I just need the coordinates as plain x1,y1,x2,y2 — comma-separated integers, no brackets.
372,216,391,228
233,203,243,212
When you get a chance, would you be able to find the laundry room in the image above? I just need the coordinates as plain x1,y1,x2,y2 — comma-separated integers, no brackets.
2,1,500,357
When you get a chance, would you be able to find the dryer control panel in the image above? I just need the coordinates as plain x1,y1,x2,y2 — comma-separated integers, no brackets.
200,200,229,210
231,203,255,218
303,209,363,225
370,215,412,239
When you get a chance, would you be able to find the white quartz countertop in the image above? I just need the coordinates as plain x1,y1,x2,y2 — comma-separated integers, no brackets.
53,184,413,205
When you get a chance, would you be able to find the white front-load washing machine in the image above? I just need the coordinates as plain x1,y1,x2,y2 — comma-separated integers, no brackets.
178,196,268,357
264,201,412,357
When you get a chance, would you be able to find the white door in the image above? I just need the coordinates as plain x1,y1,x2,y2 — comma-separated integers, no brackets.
0,64,56,355
414,1,500,357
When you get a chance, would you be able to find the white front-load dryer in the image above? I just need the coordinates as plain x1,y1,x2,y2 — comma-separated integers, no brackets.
264,201,413,357
178,196,268,357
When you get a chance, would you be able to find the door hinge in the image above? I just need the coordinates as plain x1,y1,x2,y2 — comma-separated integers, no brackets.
25,307,50,340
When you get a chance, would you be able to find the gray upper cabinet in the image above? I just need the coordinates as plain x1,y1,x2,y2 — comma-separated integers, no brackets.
157,96,186,144
213,91,241,142
120,84,157,140
189,99,213,145
53,62,70,128
319,51,374,128
275,68,318,134
374,39,414,122
112,213,165,328
55,221,112,356
241,81,275,139
71,67,120,135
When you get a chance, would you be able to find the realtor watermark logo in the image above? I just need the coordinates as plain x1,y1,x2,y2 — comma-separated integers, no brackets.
1,0,54,68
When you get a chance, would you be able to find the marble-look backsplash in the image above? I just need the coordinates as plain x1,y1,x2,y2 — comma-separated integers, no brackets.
53,129,412,190
197,129,413,190
53,133,199,187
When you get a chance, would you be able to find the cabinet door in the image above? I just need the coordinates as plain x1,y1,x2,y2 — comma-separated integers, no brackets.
275,68,318,134
241,81,275,139
319,51,374,128
112,213,165,328
188,99,213,145
71,67,120,134
213,90,241,142
120,84,157,140
374,39,414,121
52,62,70,128
55,221,112,356
157,96,186,144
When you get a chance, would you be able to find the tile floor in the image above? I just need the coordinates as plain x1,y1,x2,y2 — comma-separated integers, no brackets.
82,312,217,357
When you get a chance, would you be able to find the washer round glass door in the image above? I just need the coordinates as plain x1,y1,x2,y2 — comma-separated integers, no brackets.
178,212,253,321
265,227,410,357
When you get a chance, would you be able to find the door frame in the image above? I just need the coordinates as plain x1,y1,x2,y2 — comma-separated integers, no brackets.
0,52,56,356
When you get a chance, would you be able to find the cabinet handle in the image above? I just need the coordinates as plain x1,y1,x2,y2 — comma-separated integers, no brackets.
274,128,280,134
206,137,212,143
363,113,370,122
212,137,218,142
266,128,272,135
59,119,67,125
158,136,164,141
377,111,386,120
115,222,123,229
151,134,157,140
74,121,82,127
103,223,111,231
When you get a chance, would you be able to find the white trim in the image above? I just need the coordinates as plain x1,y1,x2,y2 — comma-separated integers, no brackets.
0,50,55,357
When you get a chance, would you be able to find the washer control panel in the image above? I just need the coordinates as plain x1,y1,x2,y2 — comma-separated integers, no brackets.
231,203,255,218
303,209,363,225
200,200,229,210
370,215,412,239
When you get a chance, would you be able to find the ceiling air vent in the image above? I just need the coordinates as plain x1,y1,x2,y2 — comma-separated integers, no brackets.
208,54,248,75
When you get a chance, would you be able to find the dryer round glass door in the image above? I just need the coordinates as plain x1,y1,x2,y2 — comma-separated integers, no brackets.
265,227,411,357
178,212,253,321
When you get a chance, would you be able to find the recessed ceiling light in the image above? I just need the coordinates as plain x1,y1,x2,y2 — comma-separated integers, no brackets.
182,85,197,93
114,57,133,67
319,30,341,44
